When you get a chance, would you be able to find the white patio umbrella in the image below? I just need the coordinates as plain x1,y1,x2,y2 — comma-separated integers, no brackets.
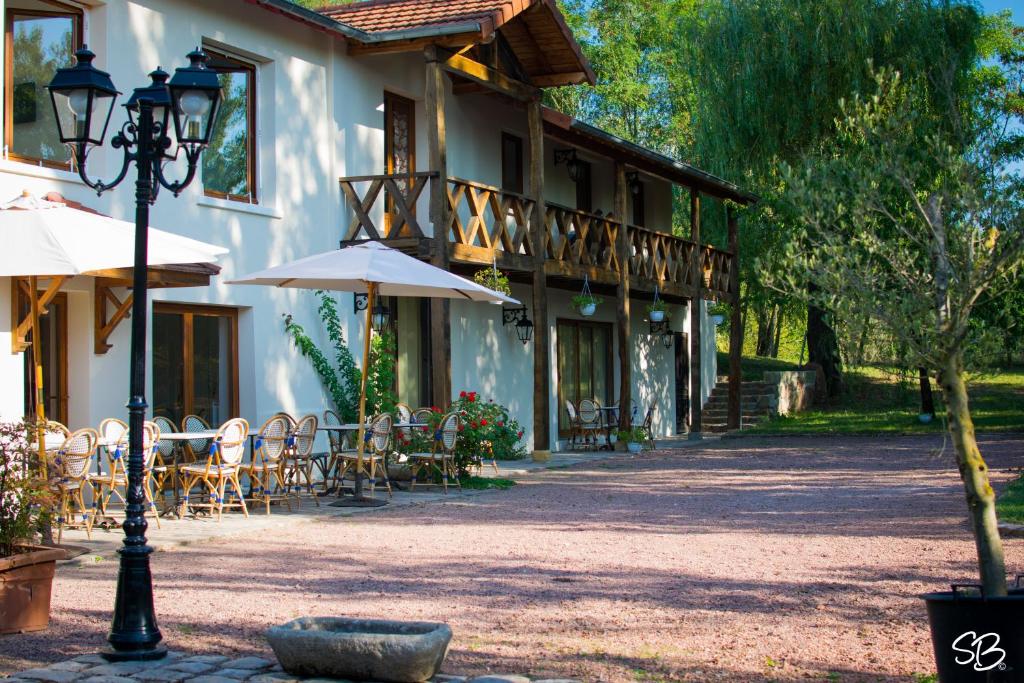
0,192,229,476
227,240,517,504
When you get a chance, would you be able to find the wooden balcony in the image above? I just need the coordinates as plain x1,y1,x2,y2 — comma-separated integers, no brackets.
338,173,736,302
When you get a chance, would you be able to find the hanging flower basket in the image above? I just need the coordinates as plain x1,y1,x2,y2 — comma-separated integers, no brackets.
473,266,511,296
573,275,601,317
647,288,667,322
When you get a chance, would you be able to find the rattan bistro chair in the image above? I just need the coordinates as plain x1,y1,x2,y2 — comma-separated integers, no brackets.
407,412,461,493
248,414,294,515
336,414,393,498
90,421,164,528
564,399,583,450
321,409,351,491
285,414,320,505
91,418,128,515
577,399,604,449
50,428,98,543
182,414,213,464
179,418,250,521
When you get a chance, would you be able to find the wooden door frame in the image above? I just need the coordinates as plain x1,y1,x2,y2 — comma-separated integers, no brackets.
152,303,240,421
555,318,614,437
17,285,68,424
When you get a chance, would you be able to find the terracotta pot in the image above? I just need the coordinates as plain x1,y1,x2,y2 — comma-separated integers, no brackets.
0,545,66,634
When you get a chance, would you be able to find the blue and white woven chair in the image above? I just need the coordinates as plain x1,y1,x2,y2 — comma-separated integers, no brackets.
179,418,250,521
90,418,128,516
51,428,98,543
248,414,293,515
407,412,461,493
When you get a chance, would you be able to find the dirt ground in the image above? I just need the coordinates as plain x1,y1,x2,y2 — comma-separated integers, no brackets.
3,434,1024,682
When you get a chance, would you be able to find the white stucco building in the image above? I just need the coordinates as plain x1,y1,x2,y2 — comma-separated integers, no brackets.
0,0,752,453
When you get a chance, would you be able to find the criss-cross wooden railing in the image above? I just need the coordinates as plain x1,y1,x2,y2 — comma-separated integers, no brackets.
543,203,620,273
339,172,437,241
339,173,734,299
446,177,536,259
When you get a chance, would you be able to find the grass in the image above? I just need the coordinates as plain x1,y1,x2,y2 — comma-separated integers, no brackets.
458,476,517,490
716,351,799,381
731,357,1024,436
997,474,1024,525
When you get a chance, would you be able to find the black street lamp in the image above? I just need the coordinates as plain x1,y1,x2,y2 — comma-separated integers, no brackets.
47,45,222,662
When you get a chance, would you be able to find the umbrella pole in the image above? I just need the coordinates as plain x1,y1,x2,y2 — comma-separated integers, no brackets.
29,277,48,480
332,282,386,508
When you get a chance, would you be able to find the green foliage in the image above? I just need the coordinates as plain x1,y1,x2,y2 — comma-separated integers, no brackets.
0,421,52,557
473,267,512,296
996,471,1024,525
617,426,648,443
283,292,396,422
646,299,667,313
459,476,517,490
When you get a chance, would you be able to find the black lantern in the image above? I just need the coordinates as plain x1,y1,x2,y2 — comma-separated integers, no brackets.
125,68,174,159
661,329,673,349
168,49,222,150
47,46,119,153
503,306,533,345
626,171,643,195
371,301,391,332
554,148,583,183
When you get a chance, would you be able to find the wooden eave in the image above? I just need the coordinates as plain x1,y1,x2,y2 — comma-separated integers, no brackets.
542,107,758,205
90,262,221,289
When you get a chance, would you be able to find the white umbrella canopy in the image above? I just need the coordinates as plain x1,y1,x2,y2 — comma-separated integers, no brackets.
226,240,518,304
227,239,519,505
0,192,229,277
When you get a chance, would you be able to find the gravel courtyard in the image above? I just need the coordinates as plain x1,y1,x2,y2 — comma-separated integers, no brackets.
3,434,1023,682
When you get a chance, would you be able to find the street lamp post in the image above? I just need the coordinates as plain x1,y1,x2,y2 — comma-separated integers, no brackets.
47,46,222,662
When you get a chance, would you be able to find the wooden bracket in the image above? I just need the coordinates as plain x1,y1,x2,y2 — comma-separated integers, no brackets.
94,279,132,355
11,276,67,354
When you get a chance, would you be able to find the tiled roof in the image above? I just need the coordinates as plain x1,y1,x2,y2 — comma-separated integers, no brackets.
321,0,533,35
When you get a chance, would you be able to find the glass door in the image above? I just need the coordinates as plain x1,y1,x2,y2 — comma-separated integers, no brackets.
19,286,67,424
556,319,613,435
152,304,238,428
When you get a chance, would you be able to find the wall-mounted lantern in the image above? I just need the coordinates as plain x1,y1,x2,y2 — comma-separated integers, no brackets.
503,306,534,344
626,171,643,195
554,148,583,183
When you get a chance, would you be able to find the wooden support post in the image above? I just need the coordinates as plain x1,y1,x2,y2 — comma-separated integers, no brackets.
688,190,702,438
426,47,452,410
528,98,551,457
614,163,631,430
727,206,742,430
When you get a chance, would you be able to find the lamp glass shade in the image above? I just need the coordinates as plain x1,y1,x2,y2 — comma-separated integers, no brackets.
515,317,534,344
47,47,119,148
125,68,175,159
371,304,391,332
662,331,673,349
168,49,223,148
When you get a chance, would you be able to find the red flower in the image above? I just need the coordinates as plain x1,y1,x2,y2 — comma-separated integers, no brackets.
480,419,488,426
470,421,478,429
497,421,504,427
458,425,465,432
468,392,477,402
459,391,467,398
517,431,524,438
432,406,440,413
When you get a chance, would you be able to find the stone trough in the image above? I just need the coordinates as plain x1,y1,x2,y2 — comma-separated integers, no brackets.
266,617,452,683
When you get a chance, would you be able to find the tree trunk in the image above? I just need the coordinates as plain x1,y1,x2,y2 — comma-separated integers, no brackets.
855,315,870,365
807,295,843,398
941,353,1007,596
755,303,773,357
918,367,935,416
770,308,783,358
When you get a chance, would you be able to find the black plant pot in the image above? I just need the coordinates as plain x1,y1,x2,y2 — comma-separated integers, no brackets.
922,586,1024,682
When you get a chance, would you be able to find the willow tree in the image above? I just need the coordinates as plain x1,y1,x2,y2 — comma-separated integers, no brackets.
682,0,981,394
783,59,1023,593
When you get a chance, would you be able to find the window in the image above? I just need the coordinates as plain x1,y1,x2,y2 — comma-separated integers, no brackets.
4,1,82,167
203,48,256,203
152,304,238,427
575,159,592,213
501,132,523,194
632,181,645,226
557,319,613,435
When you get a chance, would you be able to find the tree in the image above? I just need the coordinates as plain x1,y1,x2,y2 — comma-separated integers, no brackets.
781,63,1024,594
682,0,982,392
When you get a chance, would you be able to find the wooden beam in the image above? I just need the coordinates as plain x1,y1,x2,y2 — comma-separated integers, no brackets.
688,190,702,437
347,33,479,57
614,162,631,431
531,72,590,87
528,98,551,456
94,280,133,355
12,276,66,354
727,206,742,430
441,52,540,102
426,47,452,410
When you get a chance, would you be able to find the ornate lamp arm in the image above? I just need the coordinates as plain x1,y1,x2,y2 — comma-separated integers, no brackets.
74,122,137,196
153,144,202,197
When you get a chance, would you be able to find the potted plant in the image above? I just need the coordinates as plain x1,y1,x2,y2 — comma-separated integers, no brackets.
0,420,63,634
647,299,667,323
617,427,647,454
473,267,512,297
572,293,602,317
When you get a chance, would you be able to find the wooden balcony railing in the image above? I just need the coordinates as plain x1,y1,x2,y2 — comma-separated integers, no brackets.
339,173,735,299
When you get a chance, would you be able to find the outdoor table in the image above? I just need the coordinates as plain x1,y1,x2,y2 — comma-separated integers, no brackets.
596,406,619,450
